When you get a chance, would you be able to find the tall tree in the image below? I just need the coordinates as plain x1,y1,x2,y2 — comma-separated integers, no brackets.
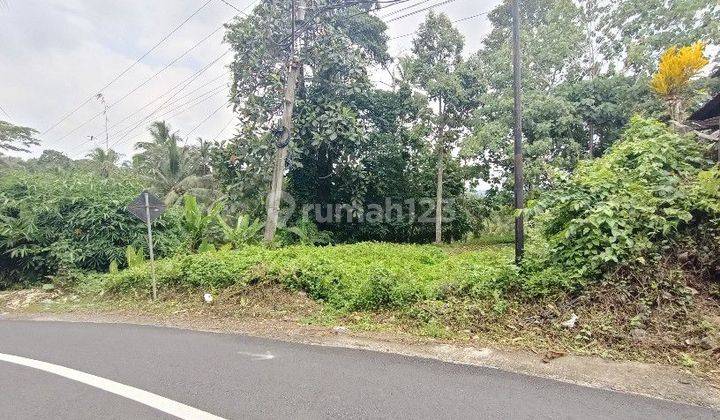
86,147,120,178
134,121,214,205
401,12,467,243
464,0,588,195
597,0,720,76
0,121,40,153
223,0,391,238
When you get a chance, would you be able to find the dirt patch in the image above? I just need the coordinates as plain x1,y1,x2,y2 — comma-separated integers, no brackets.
2,286,719,410
0,288,57,311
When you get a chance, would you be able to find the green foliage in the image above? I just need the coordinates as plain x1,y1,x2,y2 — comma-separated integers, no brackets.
280,218,332,246
598,0,720,75
218,213,264,248
125,245,145,269
216,2,473,243
0,170,187,288
86,148,120,178
0,120,40,153
134,121,215,206
79,243,518,310
528,117,718,281
181,195,223,251
197,242,217,253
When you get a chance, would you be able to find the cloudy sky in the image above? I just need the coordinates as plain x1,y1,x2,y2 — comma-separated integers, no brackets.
0,0,500,160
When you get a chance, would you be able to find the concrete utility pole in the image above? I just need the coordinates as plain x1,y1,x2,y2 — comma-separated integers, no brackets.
435,98,445,244
264,0,305,243
511,0,525,264
585,0,598,159
144,192,158,301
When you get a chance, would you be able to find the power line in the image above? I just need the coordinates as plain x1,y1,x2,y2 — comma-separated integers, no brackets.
284,0,423,49
105,85,226,143
84,0,432,155
68,50,229,157
390,11,487,40
105,71,230,134
65,0,259,150
154,85,228,122
212,116,236,142
0,103,10,120
105,51,230,151
42,0,215,135
54,24,227,144
91,0,368,152
218,0,248,13
184,100,230,138
126,88,233,149
385,0,459,23
379,0,433,18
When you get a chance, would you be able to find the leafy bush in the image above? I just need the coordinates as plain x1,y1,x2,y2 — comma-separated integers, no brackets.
218,213,264,247
0,170,187,287
181,195,223,251
528,117,719,284
279,217,333,246
78,243,517,310
125,245,145,269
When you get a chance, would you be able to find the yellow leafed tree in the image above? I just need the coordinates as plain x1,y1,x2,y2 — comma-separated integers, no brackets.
651,42,709,121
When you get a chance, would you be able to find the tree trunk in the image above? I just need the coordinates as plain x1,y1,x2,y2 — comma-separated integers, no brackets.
669,97,684,123
588,122,595,158
264,59,301,243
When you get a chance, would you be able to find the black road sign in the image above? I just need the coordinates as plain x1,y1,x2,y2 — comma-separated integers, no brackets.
127,191,166,223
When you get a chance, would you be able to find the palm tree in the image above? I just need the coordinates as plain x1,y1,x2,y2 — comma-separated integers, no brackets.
134,121,215,206
196,137,212,176
86,147,120,177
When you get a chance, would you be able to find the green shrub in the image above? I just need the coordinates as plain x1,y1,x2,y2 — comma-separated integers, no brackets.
125,245,146,269
0,170,187,287
528,117,719,282
77,243,517,309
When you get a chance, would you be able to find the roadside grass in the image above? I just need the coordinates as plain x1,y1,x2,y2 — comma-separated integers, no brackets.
9,239,716,380
6,269,719,382
76,242,519,312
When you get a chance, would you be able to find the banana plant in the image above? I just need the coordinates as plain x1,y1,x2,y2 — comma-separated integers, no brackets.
181,195,223,252
218,214,264,248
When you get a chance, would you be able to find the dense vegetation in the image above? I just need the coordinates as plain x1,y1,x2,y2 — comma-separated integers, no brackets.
80,244,515,311
0,0,717,322
0,171,187,288
526,117,720,291
67,118,717,302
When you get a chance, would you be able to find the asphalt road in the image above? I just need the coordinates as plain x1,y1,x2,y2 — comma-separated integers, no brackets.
0,320,717,419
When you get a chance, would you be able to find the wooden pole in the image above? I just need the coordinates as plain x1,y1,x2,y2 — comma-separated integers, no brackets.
263,0,303,243
512,0,525,264
144,192,157,301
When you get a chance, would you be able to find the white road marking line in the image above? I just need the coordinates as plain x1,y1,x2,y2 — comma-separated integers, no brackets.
0,353,226,420
236,351,274,361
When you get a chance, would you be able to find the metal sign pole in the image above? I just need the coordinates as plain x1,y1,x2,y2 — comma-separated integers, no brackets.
144,192,158,301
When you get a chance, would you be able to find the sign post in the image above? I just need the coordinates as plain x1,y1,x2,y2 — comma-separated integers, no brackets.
127,191,166,301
